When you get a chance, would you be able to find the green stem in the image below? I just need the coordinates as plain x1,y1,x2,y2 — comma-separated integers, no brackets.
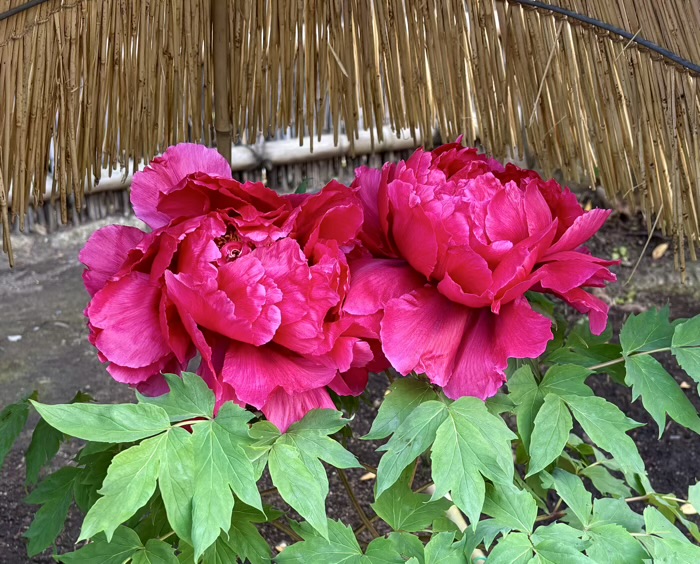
338,469,380,538
270,520,303,542
588,347,672,371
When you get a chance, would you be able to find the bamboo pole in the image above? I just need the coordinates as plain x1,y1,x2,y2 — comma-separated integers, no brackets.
212,0,231,164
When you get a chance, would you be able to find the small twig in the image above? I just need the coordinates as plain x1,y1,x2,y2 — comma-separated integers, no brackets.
625,203,664,286
588,347,671,371
260,486,278,497
158,531,175,542
338,469,380,538
528,21,563,127
270,520,303,542
535,509,566,523
353,515,381,536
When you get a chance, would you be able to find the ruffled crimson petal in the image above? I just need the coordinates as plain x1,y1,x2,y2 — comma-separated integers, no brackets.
546,209,611,255
88,272,172,368
536,253,617,294
381,286,471,386
553,287,610,335
261,387,336,433
351,165,397,257
442,298,553,399
80,225,145,296
328,368,369,397
222,342,337,409
108,353,186,386
131,144,232,229
344,258,426,316
485,184,529,243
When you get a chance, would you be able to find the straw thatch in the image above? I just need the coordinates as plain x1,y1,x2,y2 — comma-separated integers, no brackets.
1,0,699,274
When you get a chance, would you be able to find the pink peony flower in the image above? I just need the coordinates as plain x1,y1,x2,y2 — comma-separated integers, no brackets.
81,144,374,431
346,141,616,400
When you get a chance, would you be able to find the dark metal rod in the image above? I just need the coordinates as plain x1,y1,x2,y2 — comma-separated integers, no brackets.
0,0,51,22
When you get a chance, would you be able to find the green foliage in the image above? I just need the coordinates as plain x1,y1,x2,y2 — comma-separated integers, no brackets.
16,310,700,562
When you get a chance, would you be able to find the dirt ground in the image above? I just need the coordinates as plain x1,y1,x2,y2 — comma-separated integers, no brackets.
1,206,699,563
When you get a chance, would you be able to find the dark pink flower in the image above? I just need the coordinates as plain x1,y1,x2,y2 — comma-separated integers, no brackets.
81,144,373,431
347,141,616,400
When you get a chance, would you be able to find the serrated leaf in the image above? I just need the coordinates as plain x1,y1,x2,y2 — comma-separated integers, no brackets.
138,372,215,422
80,433,167,542
423,532,463,564
55,526,143,563
31,401,171,443
580,465,632,498
363,537,406,563
539,365,593,397
24,467,79,555
158,427,194,543
482,483,537,534
289,408,351,435
372,470,451,532
533,539,593,562
644,507,689,543
276,520,362,563
592,498,644,533
0,392,33,470
640,536,700,563
544,469,592,527
365,379,438,440
486,532,533,564
507,366,543,449
131,539,179,564
384,532,425,562
190,419,261,559
430,398,516,524
376,400,448,497
474,519,511,549
228,516,272,564
25,417,64,485
73,445,119,513
672,315,700,382
269,442,329,538
527,395,572,476
531,523,586,549
625,354,700,435
562,395,646,479
620,307,675,355
586,523,648,564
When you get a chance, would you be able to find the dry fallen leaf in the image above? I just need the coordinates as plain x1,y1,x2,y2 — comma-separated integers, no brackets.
681,503,697,515
360,472,376,481
652,242,669,260
275,542,288,553
681,381,691,390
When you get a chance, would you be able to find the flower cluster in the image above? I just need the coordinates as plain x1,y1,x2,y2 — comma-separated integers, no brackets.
81,142,615,430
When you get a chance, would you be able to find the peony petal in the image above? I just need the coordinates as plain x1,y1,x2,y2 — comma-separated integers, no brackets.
328,368,369,397
524,182,553,236
344,258,426,315
536,255,617,294
131,144,232,229
545,208,611,255
553,287,610,335
443,298,552,399
80,225,145,296
381,286,470,386
89,272,172,368
485,183,529,243
262,387,336,433
222,342,337,409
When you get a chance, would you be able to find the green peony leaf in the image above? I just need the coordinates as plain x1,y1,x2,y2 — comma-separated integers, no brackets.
0,391,34,470
31,400,171,443
363,539,406,563
25,417,64,486
580,465,632,498
190,418,261,559
592,498,644,533
423,532,464,564
543,468,592,527
55,526,143,563
586,523,648,564
80,433,167,542
482,483,537,534
640,537,700,563
533,538,594,562
672,315,700,382
372,467,451,532
158,426,194,543
531,523,586,549
539,365,593,398
486,532,533,564
364,379,438,440
507,365,542,449
689,482,700,514
288,408,351,435
624,354,700,435
430,398,516,524
620,306,675,355
138,372,215,422
24,466,79,556
527,394,573,476
276,520,363,563
227,515,271,564
644,506,689,543
383,532,425,562
561,395,646,479
131,539,179,564
375,400,448,498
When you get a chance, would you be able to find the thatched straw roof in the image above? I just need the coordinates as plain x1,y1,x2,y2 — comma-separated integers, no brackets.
1,0,699,274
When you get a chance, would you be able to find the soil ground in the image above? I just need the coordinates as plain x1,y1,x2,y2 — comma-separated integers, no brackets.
1,206,699,563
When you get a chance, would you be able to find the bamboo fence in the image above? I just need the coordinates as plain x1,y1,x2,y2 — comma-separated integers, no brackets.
0,0,699,274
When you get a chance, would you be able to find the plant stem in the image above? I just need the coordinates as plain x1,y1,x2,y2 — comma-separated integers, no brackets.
353,515,380,536
338,468,380,538
535,510,566,523
270,520,303,542
588,347,672,371
260,486,278,497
